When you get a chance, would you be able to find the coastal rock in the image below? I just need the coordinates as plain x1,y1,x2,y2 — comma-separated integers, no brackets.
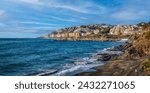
125,23,150,57
109,25,141,35
96,53,111,61
77,22,150,76
41,24,142,41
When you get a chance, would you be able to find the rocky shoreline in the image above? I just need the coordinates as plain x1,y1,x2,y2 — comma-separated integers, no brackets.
76,43,128,76
42,22,150,76
77,23,150,76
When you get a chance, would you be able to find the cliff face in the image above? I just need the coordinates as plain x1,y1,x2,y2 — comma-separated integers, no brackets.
110,25,141,35
42,24,142,41
79,22,150,76
107,22,150,76
126,23,150,57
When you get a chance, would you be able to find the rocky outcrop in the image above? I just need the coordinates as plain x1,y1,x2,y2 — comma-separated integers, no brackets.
109,25,142,35
79,58,146,76
124,23,150,57
79,22,150,76
42,24,142,41
95,53,111,61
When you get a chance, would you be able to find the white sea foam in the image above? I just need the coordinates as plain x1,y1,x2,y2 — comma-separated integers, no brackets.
74,61,88,65
101,50,123,55
51,54,104,76
100,46,123,55
53,63,103,76
118,38,128,42
36,70,57,76
37,42,124,76
52,44,124,76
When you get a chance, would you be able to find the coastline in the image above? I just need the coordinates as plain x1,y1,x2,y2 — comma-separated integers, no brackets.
76,39,146,76
77,57,146,76
72,39,127,76
45,36,121,41
76,40,129,76
76,23,150,76
34,24,150,76
0,38,124,76
36,38,142,76
53,40,126,76
40,23,149,76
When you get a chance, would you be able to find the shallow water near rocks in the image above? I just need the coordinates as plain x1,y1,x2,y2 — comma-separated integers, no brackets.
0,38,123,76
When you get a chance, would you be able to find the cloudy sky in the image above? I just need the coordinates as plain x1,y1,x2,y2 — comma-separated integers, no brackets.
0,0,150,38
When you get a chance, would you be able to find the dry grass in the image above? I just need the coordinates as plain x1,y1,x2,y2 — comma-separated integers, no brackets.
144,58,150,76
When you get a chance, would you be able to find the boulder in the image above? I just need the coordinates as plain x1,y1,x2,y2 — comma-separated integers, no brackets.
96,53,111,61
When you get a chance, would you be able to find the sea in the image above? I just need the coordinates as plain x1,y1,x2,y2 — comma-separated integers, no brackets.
0,38,124,76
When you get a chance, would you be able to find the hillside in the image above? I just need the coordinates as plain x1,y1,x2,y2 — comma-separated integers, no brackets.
127,24,150,56
42,24,143,41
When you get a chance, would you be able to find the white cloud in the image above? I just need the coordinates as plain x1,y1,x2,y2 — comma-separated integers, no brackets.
111,10,148,20
48,15,78,22
19,26,63,30
49,2,106,14
54,5,88,14
20,21,59,26
17,0,42,5
20,29,38,33
14,0,106,14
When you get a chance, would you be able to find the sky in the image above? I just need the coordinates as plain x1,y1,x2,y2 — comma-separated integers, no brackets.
0,0,150,38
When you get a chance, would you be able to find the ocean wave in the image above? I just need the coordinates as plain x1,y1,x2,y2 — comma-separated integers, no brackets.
35,70,58,76
101,50,123,55
50,51,107,76
53,64,102,76
36,54,104,76
118,38,128,42
0,39,124,76
37,44,124,76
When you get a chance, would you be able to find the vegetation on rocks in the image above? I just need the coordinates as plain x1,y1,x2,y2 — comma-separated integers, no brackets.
79,22,150,76
144,58,150,76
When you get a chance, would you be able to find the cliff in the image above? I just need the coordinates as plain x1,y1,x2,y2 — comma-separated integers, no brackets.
79,22,150,76
121,22,150,56
42,24,143,41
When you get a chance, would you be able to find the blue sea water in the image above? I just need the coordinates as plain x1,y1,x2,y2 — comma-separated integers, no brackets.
0,38,123,76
